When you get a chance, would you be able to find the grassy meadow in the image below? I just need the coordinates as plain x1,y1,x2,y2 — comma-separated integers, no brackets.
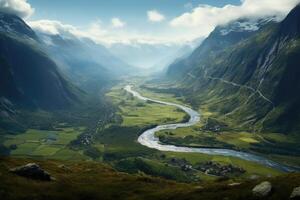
1,157,299,200
1,127,88,160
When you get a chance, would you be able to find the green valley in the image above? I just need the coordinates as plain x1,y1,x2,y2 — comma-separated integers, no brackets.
1,1,300,200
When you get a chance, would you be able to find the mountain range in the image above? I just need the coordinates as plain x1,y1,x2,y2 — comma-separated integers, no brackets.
0,12,135,132
1,3,300,199
37,31,135,91
108,40,200,70
2,3,300,136
166,4,300,134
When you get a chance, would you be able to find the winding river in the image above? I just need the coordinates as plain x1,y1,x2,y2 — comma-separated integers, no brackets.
124,85,295,172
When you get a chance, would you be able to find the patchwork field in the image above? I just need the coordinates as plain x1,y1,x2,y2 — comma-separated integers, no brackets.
2,127,88,160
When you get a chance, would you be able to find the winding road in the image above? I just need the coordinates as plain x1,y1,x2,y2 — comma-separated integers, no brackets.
188,71,275,107
124,85,294,172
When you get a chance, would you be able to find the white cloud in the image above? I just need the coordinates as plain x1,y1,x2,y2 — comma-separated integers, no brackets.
28,20,77,35
28,19,111,44
27,0,300,47
0,0,34,18
111,17,125,28
170,0,300,38
28,19,189,46
147,10,165,22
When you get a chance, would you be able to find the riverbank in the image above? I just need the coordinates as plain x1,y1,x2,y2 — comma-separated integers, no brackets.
125,85,294,172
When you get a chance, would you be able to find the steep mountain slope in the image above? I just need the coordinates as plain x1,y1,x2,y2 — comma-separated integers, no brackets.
0,12,80,129
37,32,134,91
0,12,38,40
0,12,79,109
166,5,300,134
167,17,277,78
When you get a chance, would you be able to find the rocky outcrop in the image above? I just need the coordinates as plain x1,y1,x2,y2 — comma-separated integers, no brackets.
290,186,300,199
252,181,272,197
10,163,52,181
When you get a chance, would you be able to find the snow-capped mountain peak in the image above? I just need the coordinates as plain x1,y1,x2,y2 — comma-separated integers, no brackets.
218,17,277,36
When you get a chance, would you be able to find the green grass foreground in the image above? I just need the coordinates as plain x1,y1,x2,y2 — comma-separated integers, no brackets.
0,157,300,200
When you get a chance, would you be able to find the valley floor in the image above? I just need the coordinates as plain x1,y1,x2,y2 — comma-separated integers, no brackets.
137,79,300,168
106,82,289,180
1,77,300,199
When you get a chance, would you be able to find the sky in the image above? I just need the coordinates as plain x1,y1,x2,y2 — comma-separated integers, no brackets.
27,0,241,26
0,0,299,45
